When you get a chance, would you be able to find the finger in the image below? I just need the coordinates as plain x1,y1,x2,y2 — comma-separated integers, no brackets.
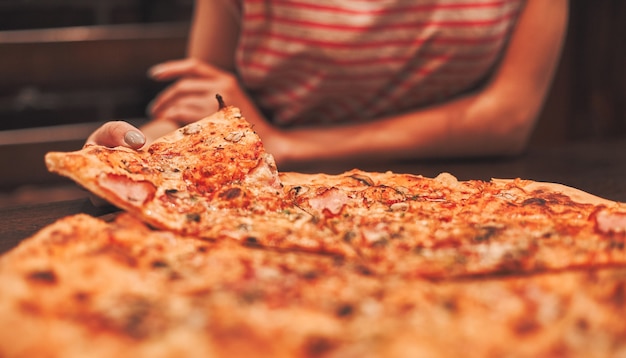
149,78,216,117
148,58,222,81
85,121,146,149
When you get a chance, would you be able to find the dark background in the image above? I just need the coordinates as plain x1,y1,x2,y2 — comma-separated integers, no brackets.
0,0,624,206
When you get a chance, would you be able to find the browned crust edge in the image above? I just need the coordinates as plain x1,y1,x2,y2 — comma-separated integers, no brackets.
492,178,622,207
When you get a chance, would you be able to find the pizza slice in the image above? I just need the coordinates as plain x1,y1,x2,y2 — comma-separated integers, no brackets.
45,102,283,230
282,169,626,278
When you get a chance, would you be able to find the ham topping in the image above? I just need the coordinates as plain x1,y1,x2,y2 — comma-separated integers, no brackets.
97,174,157,205
308,188,350,216
595,209,626,234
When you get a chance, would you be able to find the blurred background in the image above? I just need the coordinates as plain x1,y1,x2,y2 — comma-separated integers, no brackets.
0,0,624,208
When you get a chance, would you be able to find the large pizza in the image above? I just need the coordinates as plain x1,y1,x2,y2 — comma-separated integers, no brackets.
1,103,626,357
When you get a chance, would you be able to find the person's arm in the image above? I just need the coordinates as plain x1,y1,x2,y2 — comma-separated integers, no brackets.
269,0,569,166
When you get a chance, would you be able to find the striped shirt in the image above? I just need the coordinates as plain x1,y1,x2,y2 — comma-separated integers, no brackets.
230,0,526,126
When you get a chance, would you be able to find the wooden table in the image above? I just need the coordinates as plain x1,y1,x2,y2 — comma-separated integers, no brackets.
2,139,625,254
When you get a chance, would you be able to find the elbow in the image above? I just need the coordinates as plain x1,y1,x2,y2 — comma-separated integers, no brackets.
495,120,532,157
491,112,535,157
472,95,539,157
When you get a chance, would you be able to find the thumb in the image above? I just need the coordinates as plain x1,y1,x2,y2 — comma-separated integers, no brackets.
85,121,146,149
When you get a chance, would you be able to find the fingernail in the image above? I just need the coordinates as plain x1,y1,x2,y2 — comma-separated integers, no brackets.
124,130,145,147
148,65,163,78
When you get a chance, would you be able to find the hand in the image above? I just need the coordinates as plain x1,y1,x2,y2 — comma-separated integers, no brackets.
147,58,246,125
85,121,146,149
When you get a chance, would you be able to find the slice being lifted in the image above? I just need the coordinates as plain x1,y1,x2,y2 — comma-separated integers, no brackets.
45,98,285,237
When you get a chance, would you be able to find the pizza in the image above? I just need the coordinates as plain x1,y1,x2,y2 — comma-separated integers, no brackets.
2,214,626,357
2,103,626,357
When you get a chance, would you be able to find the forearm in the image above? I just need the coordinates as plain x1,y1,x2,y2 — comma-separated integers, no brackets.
276,91,530,166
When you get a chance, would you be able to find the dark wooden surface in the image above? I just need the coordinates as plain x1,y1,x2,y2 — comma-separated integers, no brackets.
0,200,117,255
2,138,626,255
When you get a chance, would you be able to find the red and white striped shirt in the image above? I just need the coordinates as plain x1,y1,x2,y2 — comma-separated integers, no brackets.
230,0,526,126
